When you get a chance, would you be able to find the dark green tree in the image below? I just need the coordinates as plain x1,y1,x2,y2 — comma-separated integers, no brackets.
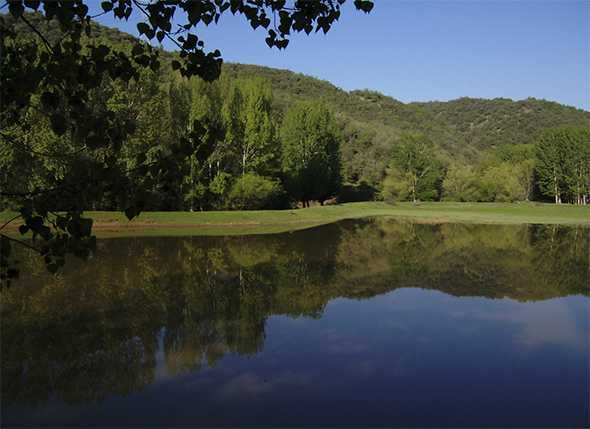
280,101,342,206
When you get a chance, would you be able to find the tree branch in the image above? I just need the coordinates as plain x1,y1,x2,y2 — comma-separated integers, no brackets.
0,214,21,231
20,14,54,55
0,233,42,254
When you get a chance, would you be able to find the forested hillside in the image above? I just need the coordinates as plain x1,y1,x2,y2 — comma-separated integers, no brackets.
3,13,589,211
13,13,588,155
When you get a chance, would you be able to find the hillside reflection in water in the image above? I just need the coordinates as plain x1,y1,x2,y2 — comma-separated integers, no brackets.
2,219,589,427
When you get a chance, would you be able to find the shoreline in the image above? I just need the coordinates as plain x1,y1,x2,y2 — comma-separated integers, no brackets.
2,202,589,237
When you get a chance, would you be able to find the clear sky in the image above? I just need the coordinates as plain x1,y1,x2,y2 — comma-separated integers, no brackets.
96,0,590,111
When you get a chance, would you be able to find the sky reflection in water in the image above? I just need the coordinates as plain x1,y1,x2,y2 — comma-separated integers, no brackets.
2,219,589,427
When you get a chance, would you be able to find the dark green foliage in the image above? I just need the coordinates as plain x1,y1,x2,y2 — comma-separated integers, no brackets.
337,183,377,203
280,102,342,206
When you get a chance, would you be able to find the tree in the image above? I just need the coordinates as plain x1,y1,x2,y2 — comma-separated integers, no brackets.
218,78,277,177
442,163,480,202
1,0,374,281
183,76,222,211
561,128,590,205
479,163,527,202
386,133,441,202
280,101,342,206
228,173,283,210
240,79,277,177
535,128,586,204
381,166,413,202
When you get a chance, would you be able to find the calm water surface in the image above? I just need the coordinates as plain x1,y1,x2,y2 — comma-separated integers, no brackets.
2,219,589,427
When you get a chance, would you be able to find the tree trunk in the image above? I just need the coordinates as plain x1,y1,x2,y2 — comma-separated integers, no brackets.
553,172,559,204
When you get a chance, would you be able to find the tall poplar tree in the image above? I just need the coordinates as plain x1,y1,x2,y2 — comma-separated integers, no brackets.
280,101,341,206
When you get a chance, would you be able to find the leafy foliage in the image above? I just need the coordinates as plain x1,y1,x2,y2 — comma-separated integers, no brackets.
228,173,284,210
382,133,442,202
535,128,590,204
280,101,341,205
0,2,373,281
2,7,590,281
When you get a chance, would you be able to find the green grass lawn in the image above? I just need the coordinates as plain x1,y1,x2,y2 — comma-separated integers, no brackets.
2,202,589,237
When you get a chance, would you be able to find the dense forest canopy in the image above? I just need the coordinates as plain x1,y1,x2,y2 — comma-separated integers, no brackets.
1,8,589,281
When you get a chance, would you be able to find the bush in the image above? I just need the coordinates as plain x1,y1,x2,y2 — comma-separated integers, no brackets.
479,163,527,202
228,174,284,210
381,167,412,202
337,182,377,203
443,164,481,201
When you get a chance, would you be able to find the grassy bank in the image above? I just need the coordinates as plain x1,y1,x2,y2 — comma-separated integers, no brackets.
2,202,589,237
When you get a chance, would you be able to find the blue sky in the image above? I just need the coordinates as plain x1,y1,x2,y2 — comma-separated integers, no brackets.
96,0,590,111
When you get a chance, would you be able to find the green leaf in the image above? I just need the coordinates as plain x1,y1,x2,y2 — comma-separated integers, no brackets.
354,0,374,13
101,1,113,12
137,22,150,35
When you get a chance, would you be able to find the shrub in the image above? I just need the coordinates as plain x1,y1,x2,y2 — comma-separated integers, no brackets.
228,174,284,210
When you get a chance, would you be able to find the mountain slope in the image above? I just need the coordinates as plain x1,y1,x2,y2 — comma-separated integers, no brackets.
8,13,590,165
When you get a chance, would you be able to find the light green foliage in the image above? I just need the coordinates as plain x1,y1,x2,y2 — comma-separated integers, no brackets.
381,167,412,202
479,163,528,202
443,164,481,202
561,128,590,205
209,172,233,200
219,78,245,174
228,174,283,210
536,127,590,204
205,77,278,180
238,79,276,176
385,133,442,202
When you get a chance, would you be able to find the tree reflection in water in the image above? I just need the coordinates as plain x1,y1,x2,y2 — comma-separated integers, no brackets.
2,219,588,405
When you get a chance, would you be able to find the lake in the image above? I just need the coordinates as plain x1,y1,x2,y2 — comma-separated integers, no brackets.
2,219,589,427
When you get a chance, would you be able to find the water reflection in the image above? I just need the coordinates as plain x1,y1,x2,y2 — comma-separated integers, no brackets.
2,219,589,427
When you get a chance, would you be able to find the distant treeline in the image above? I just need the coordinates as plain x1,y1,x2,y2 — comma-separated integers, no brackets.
382,127,590,205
